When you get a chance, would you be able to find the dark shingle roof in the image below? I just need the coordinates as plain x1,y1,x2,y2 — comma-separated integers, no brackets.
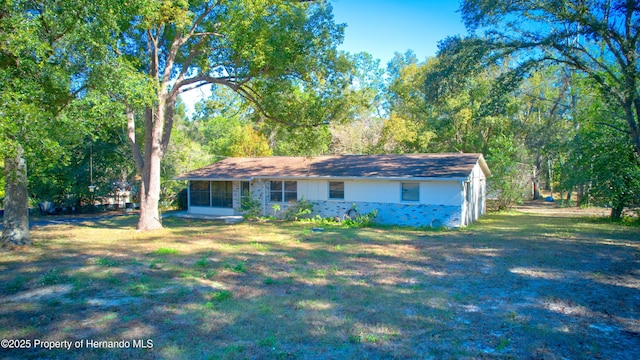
175,153,490,181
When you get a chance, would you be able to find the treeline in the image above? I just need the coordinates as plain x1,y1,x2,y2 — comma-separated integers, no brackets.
2,0,639,236
23,48,639,219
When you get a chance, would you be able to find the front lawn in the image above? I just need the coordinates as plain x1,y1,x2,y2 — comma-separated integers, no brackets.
1,211,638,359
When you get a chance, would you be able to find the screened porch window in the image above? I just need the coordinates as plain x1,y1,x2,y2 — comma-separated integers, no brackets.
189,181,233,208
190,181,210,207
211,181,233,208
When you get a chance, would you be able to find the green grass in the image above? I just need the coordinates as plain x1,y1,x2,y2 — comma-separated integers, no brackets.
0,210,638,359
194,255,210,268
37,268,67,286
93,257,120,267
153,247,180,256
209,289,232,302
5,275,27,293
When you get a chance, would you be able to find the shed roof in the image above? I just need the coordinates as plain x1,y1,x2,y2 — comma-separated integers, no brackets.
176,153,490,181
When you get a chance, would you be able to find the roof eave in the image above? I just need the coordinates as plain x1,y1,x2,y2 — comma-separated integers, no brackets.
477,155,492,178
173,176,254,181
175,176,468,182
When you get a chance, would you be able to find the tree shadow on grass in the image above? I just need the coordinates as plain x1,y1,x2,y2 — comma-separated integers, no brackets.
0,213,638,359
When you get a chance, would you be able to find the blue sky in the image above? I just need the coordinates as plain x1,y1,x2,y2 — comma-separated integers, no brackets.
330,0,468,65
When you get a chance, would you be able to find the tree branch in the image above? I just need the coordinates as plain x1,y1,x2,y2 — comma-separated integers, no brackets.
147,29,159,80
192,31,224,37
234,85,327,128
161,96,176,156
170,37,208,98
187,1,221,38
126,106,144,171
595,121,631,135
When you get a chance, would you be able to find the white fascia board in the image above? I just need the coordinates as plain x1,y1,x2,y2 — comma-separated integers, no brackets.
252,176,468,182
178,177,254,181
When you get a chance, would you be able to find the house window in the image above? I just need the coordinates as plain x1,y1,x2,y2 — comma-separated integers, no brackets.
329,181,344,200
401,182,419,202
190,181,210,207
211,181,233,208
240,181,251,200
284,181,297,202
270,181,297,203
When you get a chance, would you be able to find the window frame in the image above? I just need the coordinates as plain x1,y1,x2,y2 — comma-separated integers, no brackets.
210,181,233,208
283,181,297,203
401,182,420,202
240,181,251,200
189,181,211,207
328,181,345,200
465,181,472,203
270,180,298,203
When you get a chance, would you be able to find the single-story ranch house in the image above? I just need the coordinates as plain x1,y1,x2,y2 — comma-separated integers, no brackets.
175,153,491,228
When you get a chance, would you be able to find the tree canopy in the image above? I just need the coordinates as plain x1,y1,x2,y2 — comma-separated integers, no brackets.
117,0,351,230
460,0,640,163
0,0,137,245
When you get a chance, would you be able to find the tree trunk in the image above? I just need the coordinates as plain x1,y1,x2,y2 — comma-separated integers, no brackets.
610,204,624,220
134,103,166,231
576,184,585,207
137,146,163,231
1,145,31,246
532,154,542,200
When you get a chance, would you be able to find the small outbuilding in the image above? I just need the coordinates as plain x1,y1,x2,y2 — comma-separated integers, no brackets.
175,153,491,227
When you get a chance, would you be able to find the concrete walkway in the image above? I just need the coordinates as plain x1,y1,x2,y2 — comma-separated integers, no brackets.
163,211,244,224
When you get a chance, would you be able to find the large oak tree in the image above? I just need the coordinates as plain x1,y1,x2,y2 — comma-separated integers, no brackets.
120,0,349,230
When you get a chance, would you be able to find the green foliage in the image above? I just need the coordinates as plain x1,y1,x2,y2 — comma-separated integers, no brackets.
0,159,4,202
459,0,640,163
377,114,434,154
272,204,281,218
284,198,315,221
154,248,180,256
342,209,378,228
209,290,233,302
28,123,136,207
240,193,262,220
278,203,378,227
1,0,151,243
94,257,120,267
327,51,387,155
383,47,515,155
565,102,640,218
269,125,333,156
225,261,247,274
38,269,67,286
194,256,210,268
189,88,273,158
486,136,530,210
5,275,27,293
0,0,145,160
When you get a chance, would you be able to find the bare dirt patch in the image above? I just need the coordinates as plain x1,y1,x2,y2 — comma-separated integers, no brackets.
517,199,639,219
0,209,638,359
517,200,611,217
